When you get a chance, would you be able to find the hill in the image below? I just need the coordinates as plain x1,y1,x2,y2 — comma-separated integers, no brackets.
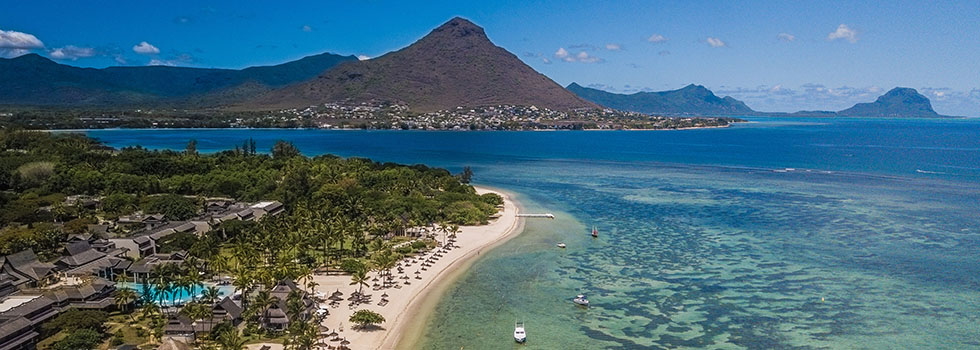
0,52,357,107
837,87,942,118
566,83,755,116
248,17,596,112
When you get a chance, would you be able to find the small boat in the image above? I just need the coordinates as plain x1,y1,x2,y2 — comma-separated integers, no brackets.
514,321,526,343
591,226,598,238
557,243,566,248
573,294,590,307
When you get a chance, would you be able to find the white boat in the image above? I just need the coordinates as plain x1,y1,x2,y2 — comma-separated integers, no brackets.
573,294,590,306
557,243,566,248
514,321,526,343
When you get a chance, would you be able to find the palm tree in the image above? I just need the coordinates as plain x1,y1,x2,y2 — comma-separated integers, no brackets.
349,269,369,295
305,280,319,296
115,288,138,321
202,286,221,305
252,290,279,329
140,302,160,323
230,267,253,310
220,330,247,350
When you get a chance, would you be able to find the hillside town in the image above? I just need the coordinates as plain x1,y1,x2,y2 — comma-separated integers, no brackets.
1,103,740,131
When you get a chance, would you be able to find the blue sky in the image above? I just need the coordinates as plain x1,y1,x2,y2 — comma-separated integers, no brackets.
2,1,978,115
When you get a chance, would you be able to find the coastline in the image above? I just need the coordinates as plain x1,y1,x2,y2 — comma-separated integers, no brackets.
48,124,737,133
297,186,525,350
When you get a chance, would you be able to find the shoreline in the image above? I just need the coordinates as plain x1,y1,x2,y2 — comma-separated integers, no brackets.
385,186,525,349
47,124,737,133
294,186,525,350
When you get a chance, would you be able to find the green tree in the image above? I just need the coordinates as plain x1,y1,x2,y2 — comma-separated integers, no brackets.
51,329,103,350
349,309,385,329
143,194,199,220
349,268,369,295
101,192,138,215
42,309,108,333
114,288,138,321
271,140,300,159
185,139,198,156
457,166,474,183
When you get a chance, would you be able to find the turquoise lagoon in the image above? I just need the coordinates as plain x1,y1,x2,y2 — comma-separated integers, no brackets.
86,117,980,349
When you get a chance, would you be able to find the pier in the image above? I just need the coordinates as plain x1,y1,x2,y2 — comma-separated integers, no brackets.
517,213,555,219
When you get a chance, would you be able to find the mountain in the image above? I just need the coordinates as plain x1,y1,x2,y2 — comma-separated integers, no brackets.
249,17,596,112
837,87,942,118
0,52,357,107
566,83,755,116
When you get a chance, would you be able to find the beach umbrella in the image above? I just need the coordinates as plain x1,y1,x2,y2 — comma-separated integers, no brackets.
333,290,343,296
328,331,338,337
381,293,388,298
341,339,350,346
415,270,421,274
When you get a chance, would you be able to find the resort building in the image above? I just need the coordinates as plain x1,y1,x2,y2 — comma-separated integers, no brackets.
254,280,316,331
0,250,56,290
0,295,57,350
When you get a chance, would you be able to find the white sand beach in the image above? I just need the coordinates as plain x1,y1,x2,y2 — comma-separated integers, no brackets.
286,186,523,350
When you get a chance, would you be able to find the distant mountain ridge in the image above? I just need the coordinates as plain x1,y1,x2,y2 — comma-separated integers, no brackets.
0,52,357,107
567,82,755,116
569,83,956,118
766,87,953,118
837,87,941,118
246,17,596,112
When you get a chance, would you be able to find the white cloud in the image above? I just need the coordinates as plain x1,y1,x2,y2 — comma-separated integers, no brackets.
541,57,551,64
777,33,796,42
827,24,858,43
147,53,192,67
0,48,30,58
605,43,621,51
554,47,570,60
576,51,600,63
647,34,667,43
148,58,175,66
49,45,95,60
302,25,313,32
706,37,726,47
114,55,127,65
0,29,44,49
133,41,160,55
357,55,370,61
554,47,601,63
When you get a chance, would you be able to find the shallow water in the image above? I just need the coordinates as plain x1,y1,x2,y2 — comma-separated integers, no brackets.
86,117,980,349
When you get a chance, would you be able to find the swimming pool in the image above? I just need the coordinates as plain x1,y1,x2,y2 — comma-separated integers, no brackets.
120,282,236,305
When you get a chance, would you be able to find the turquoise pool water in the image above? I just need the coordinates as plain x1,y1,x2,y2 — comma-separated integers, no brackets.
120,282,236,305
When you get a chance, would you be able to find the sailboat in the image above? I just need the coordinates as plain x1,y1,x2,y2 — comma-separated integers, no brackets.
591,226,598,238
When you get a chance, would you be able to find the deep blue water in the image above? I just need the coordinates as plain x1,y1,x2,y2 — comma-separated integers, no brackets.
84,117,980,349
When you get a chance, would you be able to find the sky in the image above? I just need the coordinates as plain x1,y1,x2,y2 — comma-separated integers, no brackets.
1,0,978,115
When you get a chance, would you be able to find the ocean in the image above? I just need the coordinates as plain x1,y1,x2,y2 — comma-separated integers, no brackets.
86,117,980,349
